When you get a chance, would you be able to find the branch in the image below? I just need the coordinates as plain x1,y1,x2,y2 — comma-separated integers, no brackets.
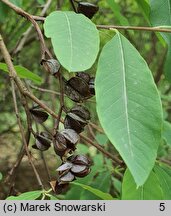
1,0,51,59
0,34,122,165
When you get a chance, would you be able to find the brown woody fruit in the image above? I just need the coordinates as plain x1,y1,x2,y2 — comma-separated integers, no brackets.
41,59,60,75
32,132,51,151
54,129,79,157
64,105,90,133
65,76,92,102
30,105,48,124
77,2,99,19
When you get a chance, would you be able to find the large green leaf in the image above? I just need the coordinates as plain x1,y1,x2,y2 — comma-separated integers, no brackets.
44,11,100,72
6,190,42,200
122,169,164,200
154,165,171,199
95,31,162,186
0,63,42,84
71,182,114,200
150,0,171,81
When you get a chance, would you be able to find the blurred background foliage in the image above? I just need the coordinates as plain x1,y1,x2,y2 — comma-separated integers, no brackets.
0,0,171,200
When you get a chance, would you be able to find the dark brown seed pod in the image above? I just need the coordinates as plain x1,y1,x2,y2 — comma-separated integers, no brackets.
70,105,90,121
64,115,84,134
30,105,48,123
71,164,87,174
54,129,79,157
70,154,91,166
60,129,79,145
56,162,73,172
76,72,90,83
64,105,90,133
89,77,95,95
65,76,92,102
41,59,60,75
59,171,75,183
32,132,51,151
73,167,91,178
77,2,99,19
50,180,69,195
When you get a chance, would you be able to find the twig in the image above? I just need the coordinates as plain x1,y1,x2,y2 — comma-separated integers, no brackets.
0,33,44,189
69,0,77,12
0,34,121,165
12,0,52,55
1,0,51,59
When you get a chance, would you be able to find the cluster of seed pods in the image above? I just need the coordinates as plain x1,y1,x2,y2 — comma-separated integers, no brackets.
30,1,98,194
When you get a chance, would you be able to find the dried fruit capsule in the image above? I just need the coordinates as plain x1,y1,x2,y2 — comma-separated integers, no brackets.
41,59,60,75
32,132,51,151
76,72,90,83
77,2,99,19
54,129,79,157
65,76,92,102
59,171,75,183
30,105,48,123
64,105,90,133
89,77,95,95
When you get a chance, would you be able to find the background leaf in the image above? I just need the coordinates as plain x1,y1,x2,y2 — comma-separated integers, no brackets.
0,63,42,84
71,182,114,200
154,165,171,199
150,0,171,81
106,0,130,26
0,172,3,181
162,121,171,146
44,11,100,72
95,31,162,186
122,169,164,200
6,190,42,200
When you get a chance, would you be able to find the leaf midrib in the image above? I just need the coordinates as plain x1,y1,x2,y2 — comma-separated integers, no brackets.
117,32,133,157
63,12,73,71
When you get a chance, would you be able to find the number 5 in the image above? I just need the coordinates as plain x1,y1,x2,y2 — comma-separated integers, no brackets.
159,203,165,211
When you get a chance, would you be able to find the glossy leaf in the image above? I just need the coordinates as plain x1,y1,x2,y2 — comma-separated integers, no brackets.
71,182,114,200
122,169,164,200
6,190,42,200
0,63,42,84
150,0,171,81
44,11,99,72
95,31,162,186
154,165,171,199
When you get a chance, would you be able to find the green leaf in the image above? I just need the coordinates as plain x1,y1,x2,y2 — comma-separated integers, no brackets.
106,0,130,26
150,0,171,81
44,11,100,72
6,190,42,200
71,182,114,200
162,121,171,146
135,0,150,23
50,195,58,200
0,63,42,84
0,172,3,181
154,165,171,199
80,172,111,200
122,169,164,200
95,31,163,186
95,134,108,146
37,0,45,4
0,2,9,23
10,0,23,7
